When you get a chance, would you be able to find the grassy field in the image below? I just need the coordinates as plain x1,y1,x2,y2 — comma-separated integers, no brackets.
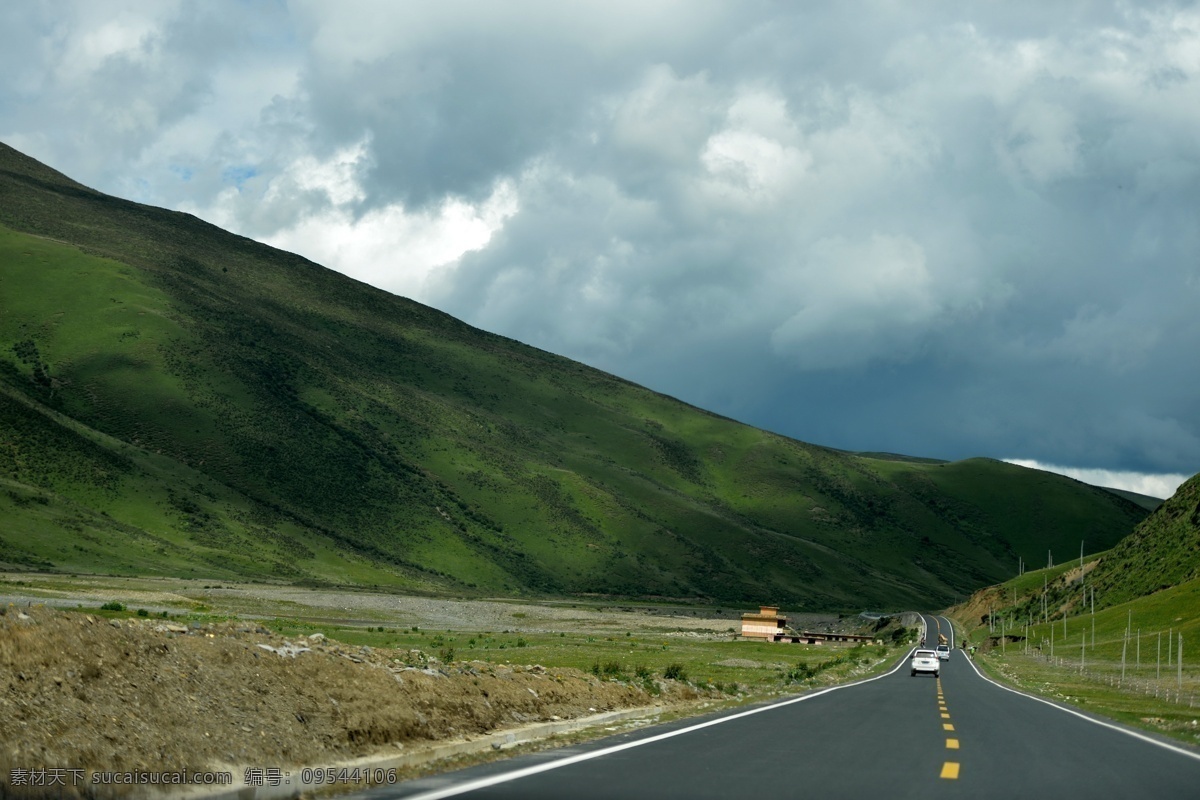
1,572,914,699
263,624,905,697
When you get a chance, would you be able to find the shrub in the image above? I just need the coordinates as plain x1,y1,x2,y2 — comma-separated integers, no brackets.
784,663,814,683
663,663,687,681
136,608,149,617
100,601,124,612
602,661,622,677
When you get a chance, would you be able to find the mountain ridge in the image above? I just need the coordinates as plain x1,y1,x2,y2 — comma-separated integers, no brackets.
0,141,1149,608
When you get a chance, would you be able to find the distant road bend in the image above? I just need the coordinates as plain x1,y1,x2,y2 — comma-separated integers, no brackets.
366,614,1200,800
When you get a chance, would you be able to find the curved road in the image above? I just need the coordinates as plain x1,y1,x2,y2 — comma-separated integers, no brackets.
363,614,1200,799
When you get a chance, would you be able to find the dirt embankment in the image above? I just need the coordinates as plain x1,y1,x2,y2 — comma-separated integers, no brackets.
0,606,704,795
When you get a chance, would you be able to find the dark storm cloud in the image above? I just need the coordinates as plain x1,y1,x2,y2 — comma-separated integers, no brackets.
2,1,1198,491
287,0,742,207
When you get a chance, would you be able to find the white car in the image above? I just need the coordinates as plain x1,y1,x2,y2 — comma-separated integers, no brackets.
911,649,940,677
935,644,951,661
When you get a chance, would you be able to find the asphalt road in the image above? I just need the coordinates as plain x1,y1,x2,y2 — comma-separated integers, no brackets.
362,614,1200,800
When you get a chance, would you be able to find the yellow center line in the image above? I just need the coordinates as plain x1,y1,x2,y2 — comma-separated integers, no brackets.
943,723,954,731
946,738,959,750
941,762,960,779
940,712,951,719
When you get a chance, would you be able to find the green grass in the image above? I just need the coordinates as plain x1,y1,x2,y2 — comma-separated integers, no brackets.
249,620,906,695
0,141,1151,609
1083,473,1200,608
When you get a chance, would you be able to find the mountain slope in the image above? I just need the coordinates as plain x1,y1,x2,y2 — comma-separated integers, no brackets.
948,470,1199,633
1084,472,1200,607
0,142,1148,608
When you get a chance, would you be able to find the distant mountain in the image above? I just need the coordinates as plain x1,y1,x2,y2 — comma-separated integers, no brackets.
1098,487,1164,512
0,142,1149,609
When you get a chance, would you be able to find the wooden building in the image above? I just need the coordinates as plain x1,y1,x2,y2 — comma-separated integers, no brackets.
740,606,788,639
741,605,882,645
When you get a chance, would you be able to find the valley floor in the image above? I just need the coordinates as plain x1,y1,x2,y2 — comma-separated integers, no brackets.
0,573,899,797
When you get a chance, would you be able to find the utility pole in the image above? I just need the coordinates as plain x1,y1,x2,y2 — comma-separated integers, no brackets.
1179,634,1184,692
1121,634,1127,685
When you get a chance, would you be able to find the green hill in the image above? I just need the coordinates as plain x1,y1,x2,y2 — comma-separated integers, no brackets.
1084,473,1200,607
950,470,1199,631
0,142,1149,609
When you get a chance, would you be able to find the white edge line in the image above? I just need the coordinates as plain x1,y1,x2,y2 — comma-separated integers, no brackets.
955,617,1200,764
401,645,917,800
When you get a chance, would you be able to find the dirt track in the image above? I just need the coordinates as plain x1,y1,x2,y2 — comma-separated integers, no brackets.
0,574,759,637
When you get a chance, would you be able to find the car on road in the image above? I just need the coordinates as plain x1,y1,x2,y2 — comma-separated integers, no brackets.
911,649,940,677
935,644,951,661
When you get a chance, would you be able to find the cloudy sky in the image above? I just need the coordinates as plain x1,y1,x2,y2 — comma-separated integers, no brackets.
3,1,1198,497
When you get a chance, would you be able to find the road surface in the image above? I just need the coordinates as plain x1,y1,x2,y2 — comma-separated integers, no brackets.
360,614,1200,799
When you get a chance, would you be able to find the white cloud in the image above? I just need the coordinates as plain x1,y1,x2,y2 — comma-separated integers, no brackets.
184,137,518,300
1003,459,1190,500
264,184,518,300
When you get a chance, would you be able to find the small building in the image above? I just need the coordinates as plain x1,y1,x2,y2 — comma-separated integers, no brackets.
818,632,878,644
741,606,788,640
